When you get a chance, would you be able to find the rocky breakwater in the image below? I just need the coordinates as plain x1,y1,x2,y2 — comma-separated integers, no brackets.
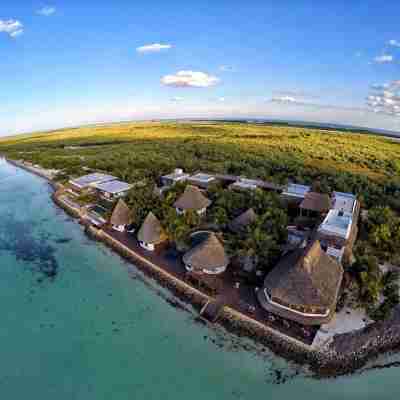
316,305,400,376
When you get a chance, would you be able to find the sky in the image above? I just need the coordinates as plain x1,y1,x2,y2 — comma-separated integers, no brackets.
1,0,400,135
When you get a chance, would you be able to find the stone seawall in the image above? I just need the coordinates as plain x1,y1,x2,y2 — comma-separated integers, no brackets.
51,191,83,219
85,225,323,370
317,306,400,376
8,158,400,377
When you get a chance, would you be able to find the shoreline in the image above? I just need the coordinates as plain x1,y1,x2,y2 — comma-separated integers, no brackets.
5,157,400,378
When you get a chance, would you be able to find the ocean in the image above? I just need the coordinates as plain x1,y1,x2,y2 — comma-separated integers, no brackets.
0,158,399,399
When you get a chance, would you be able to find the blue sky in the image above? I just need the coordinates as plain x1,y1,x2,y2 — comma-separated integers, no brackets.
1,0,400,135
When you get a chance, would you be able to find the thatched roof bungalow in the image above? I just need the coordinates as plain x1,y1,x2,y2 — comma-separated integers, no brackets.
257,240,343,326
137,212,168,251
109,199,133,232
183,232,229,275
174,185,211,215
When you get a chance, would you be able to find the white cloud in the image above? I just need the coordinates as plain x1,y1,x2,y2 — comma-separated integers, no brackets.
371,83,390,90
218,97,226,102
0,19,24,38
366,80,400,116
388,39,400,47
37,6,56,16
136,43,172,53
271,95,299,103
161,70,220,88
374,54,394,64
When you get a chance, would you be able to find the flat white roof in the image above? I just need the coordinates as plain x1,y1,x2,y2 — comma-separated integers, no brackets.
231,178,258,190
93,180,133,194
189,173,215,183
332,192,357,214
162,171,190,182
318,209,353,240
282,183,311,198
69,173,116,189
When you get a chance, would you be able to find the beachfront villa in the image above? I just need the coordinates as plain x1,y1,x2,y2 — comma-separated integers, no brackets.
257,240,344,326
187,172,216,189
109,199,133,232
93,179,133,201
174,185,212,216
69,173,116,193
317,192,359,263
183,232,229,275
137,212,168,252
161,168,190,187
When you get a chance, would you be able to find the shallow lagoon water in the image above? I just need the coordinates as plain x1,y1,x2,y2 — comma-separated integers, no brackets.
0,159,400,399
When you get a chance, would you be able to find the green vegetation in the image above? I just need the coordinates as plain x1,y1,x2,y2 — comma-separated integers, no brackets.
349,253,399,321
1,121,400,319
1,121,400,210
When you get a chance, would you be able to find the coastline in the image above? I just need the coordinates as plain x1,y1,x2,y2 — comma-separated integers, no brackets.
5,156,400,378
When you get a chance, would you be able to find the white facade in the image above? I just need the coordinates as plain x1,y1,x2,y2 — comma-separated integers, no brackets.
282,183,311,199
161,169,190,186
139,241,155,251
176,207,206,216
231,178,258,190
112,224,126,233
184,263,227,275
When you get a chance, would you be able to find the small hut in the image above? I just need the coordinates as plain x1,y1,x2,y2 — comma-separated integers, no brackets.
257,240,343,325
174,185,211,215
183,233,229,275
300,192,331,217
137,212,168,251
109,199,133,232
228,208,257,233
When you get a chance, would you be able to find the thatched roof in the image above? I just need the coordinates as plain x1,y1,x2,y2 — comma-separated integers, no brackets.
174,185,211,211
137,212,167,244
109,199,132,226
264,240,343,311
229,208,257,233
183,233,229,272
300,192,331,213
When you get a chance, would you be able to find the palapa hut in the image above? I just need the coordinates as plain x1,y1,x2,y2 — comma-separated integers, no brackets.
257,240,343,326
299,192,331,217
137,212,168,251
174,185,211,216
228,208,257,233
109,199,133,232
183,232,229,275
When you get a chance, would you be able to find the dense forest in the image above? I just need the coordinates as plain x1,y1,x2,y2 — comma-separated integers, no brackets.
1,121,400,210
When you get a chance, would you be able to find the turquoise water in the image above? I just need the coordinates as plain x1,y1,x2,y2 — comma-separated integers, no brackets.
0,159,399,399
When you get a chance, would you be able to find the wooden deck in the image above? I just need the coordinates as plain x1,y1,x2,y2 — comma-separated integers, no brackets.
105,228,318,345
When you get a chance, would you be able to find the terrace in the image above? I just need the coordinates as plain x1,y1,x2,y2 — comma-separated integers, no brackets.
69,173,116,190
105,227,318,345
318,210,353,240
93,179,133,200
